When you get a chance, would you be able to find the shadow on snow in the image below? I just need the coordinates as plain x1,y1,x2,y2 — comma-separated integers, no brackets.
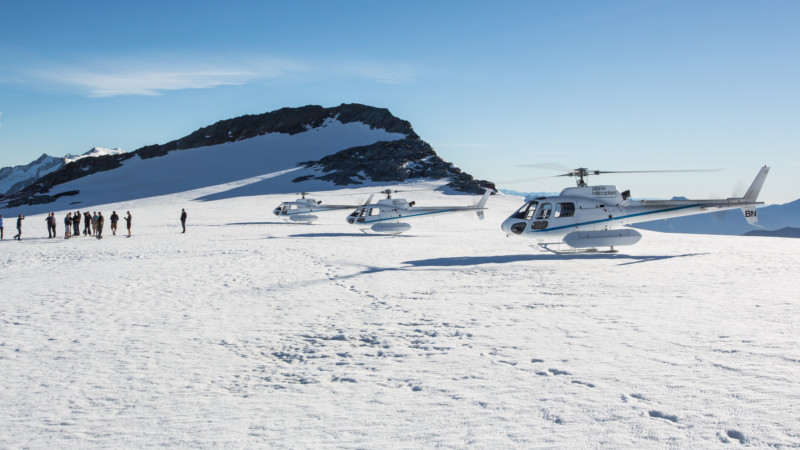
403,253,708,267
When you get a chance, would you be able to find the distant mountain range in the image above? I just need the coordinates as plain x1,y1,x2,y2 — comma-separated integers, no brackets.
0,104,494,214
632,198,800,237
0,148,125,196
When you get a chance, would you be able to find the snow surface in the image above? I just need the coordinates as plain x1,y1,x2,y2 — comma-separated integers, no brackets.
1,178,799,447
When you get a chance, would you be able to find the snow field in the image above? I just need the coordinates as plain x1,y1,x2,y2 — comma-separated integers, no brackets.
1,185,799,447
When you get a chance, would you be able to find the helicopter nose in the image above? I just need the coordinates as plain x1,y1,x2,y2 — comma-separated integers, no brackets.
272,209,280,216
501,218,526,235
346,216,355,224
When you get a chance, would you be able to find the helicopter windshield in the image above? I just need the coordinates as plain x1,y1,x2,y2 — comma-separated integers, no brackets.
511,201,539,220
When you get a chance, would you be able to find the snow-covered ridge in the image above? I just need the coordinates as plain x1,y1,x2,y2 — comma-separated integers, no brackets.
64,147,126,164
0,147,127,196
3,119,411,214
0,154,63,195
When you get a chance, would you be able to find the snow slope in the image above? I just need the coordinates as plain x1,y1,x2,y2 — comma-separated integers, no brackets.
5,118,406,216
1,181,798,447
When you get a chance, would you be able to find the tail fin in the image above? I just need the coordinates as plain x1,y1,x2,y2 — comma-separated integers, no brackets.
475,189,491,209
363,194,374,206
739,166,769,225
474,189,491,220
742,166,770,202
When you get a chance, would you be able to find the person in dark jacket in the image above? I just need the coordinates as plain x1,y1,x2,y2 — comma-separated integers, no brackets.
96,212,105,239
13,214,24,240
84,211,92,236
180,208,187,233
64,213,72,239
125,211,132,237
0,214,4,239
73,211,81,237
46,212,56,238
110,211,119,235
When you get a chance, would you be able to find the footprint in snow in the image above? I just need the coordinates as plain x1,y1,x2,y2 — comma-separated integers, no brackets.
648,410,678,423
725,430,746,444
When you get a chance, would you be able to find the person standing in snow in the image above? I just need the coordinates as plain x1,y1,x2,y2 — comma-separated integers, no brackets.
125,211,132,237
0,214,4,239
46,212,55,238
84,211,92,236
96,212,105,239
92,212,99,236
110,211,119,235
13,214,24,240
180,208,187,233
73,211,81,237
64,213,72,239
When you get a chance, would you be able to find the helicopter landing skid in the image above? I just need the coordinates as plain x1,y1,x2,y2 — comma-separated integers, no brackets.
359,228,403,235
535,243,619,254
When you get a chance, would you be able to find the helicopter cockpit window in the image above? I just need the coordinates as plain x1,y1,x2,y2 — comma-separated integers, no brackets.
554,202,575,218
369,208,380,216
535,203,552,220
359,208,368,217
512,201,538,220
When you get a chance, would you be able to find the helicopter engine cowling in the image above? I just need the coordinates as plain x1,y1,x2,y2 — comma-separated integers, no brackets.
563,229,642,249
290,214,318,223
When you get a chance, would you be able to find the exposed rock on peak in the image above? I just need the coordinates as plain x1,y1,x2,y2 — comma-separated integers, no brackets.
137,103,418,159
296,138,494,194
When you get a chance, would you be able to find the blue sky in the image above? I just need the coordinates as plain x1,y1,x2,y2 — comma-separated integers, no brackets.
1,0,798,202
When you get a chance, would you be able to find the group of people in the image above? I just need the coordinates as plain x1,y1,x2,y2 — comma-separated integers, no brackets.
1,208,187,241
47,210,132,239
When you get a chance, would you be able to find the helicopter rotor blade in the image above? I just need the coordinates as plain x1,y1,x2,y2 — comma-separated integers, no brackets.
590,169,720,175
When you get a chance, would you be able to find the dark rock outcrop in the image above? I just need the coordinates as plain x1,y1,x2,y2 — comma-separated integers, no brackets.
296,138,495,194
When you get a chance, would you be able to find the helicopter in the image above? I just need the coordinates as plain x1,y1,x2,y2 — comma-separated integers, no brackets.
501,166,771,251
346,188,492,233
272,192,363,223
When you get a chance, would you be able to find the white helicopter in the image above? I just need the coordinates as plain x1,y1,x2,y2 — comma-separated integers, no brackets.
501,166,770,251
273,192,362,223
346,188,492,233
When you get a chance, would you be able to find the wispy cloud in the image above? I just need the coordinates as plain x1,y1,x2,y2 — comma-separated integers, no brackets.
30,56,309,97
48,68,255,97
332,61,418,85
15,53,418,97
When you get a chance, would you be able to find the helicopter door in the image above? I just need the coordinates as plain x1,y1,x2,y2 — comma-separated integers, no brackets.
535,203,552,220
531,203,552,230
